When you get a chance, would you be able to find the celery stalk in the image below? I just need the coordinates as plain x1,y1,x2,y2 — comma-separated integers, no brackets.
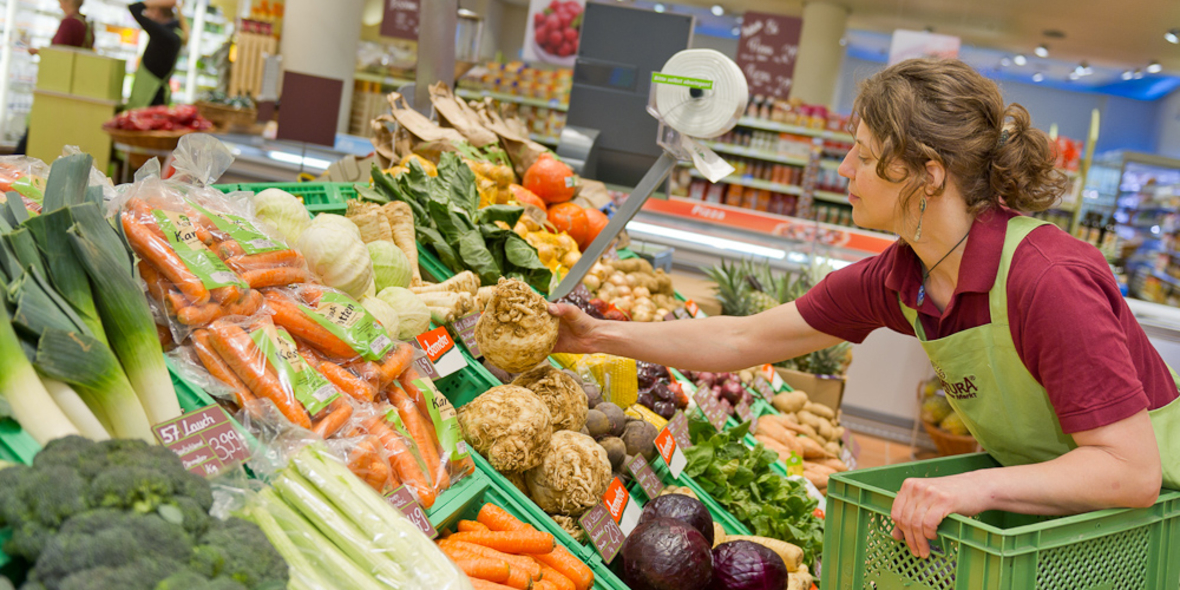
245,487,388,590
272,471,408,588
291,444,473,590
0,303,80,444
41,378,110,441
68,203,179,424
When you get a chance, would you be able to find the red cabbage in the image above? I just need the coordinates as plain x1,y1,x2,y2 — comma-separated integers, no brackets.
707,541,788,590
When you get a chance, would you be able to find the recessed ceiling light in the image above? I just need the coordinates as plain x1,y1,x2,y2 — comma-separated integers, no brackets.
731,26,740,36
1032,73,1044,82
1013,54,1027,66
1134,68,1144,79
1034,44,1049,58
711,4,724,16
1167,29,1180,44
653,3,665,12
1148,60,1163,73
1068,71,1080,80
1122,70,1134,80
1074,61,1092,76
1000,57,1012,67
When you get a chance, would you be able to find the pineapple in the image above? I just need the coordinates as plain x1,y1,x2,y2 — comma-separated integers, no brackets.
705,259,806,316
704,259,758,316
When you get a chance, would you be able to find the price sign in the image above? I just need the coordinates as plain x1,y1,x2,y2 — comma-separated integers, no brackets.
627,455,664,499
415,326,466,378
684,299,701,318
760,364,785,390
385,485,438,539
579,503,625,563
753,375,776,402
153,405,249,478
603,477,642,535
693,389,728,432
735,398,757,430
452,312,483,359
655,412,690,479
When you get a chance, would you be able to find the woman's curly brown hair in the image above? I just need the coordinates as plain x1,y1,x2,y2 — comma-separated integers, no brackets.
852,59,1067,217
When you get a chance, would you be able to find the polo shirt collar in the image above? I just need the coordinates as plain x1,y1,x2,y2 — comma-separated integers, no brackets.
885,207,1016,315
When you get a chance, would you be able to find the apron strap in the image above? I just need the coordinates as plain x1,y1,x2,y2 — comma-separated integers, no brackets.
989,215,1052,327
898,295,927,340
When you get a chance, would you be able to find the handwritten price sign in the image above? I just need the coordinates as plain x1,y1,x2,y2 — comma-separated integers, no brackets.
385,486,438,539
694,389,729,432
627,455,664,499
153,405,249,478
579,502,625,563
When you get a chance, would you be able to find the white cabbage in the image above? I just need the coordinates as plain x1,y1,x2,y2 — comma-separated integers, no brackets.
376,286,431,340
252,188,310,245
367,240,412,292
297,214,374,299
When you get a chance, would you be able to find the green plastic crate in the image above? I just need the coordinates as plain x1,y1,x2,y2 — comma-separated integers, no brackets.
822,453,1180,590
228,182,358,216
0,419,39,466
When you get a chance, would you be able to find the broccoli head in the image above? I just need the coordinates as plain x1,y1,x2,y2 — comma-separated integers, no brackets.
30,511,193,589
190,518,288,590
54,558,185,590
0,466,90,560
158,497,212,537
154,571,251,590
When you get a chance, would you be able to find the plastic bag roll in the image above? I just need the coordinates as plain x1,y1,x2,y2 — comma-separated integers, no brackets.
653,49,749,139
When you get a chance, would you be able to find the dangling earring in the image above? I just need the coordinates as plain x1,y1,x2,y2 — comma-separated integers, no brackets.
914,195,927,241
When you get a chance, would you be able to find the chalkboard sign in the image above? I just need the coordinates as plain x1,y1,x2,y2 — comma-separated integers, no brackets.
736,12,803,98
381,0,420,40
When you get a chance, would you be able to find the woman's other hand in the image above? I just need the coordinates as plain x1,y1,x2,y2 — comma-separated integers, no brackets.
890,471,987,559
548,302,601,354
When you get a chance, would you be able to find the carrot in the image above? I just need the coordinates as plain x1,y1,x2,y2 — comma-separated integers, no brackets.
441,540,542,580
530,550,593,590
478,503,529,532
398,366,433,419
211,285,244,305
123,212,209,305
241,267,310,289
192,329,255,409
263,290,357,358
137,260,173,303
438,542,519,586
165,290,189,313
226,249,303,271
179,205,216,244
297,284,324,305
361,415,436,509
537,564,574,590
217,240,245,260
453,557,512,584
312,398,353,439
207,320,312,428
380,343,416,388
319,361,377,402
387,384,448,491
534,580,559,590
449,530,555,555
459,520,491,533
347,359,385,390
348,435,392,493
226,289,264,316
470,579,521,590
177,302,225,326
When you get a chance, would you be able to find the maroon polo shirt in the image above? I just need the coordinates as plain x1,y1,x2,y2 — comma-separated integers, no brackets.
796,207,1178,434
51,15,91,49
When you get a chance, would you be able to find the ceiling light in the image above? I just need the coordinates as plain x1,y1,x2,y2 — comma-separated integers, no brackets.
1134,68,1144,79
1013,54,1027,66
1148,60,1163,73
653,3,665,12
711,4,724,16
1122,70,1134,80
1167,29,1180,44
1032,72,1044,82
1000,57,1012,67
1035,44,1049,58
839,37,847,47
1068,71,1082,81
731,26,740,36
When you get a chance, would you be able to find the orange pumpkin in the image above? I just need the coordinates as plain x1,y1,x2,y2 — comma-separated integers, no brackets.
523,154,577,204
582,207,610,250
509,183,547,210
547,202,589,248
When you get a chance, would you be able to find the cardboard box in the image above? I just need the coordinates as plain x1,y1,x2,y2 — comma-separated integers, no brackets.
36,47,76,94
775,368,845,411
72,52,126,101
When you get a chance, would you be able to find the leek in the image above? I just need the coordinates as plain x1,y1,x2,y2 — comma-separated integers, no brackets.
272,471,408,588
290,444,473,590
41,378,110,441
23,207,106,343
0,299,80,445
35,329,153,442
68,203,179,424
243,487,388,590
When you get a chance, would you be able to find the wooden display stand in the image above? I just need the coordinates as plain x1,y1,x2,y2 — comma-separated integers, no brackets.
776,368,845,411
27,47,124,172
230,25,279,99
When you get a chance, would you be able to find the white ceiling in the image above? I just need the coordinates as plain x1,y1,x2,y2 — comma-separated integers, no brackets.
511,0,1180,73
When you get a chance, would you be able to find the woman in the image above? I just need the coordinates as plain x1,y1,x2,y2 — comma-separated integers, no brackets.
127,0,189,108
548,59,1180,560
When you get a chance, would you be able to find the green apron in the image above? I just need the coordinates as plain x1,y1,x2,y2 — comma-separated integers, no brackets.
128,67,170,109
900,215,1180,489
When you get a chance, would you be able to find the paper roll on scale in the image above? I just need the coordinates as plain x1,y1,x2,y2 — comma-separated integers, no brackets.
652,49,749,139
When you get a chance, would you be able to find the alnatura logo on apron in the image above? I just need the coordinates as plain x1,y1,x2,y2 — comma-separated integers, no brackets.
933,365,980,400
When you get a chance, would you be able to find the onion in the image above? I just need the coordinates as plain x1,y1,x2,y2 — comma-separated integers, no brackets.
697,372,716,387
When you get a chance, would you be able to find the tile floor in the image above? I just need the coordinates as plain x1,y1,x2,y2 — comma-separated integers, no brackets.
850,430,939,468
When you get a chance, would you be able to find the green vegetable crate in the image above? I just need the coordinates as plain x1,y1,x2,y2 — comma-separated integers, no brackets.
216,182,357,216
823,453,1180,590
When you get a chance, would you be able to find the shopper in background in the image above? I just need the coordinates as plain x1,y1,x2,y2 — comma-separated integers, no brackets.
550,58,1179,560
127,0,190,109
14,0,94,155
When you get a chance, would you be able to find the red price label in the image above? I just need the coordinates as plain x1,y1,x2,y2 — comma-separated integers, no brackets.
655,417,688,479
684,299,701,317
385,486,438,539
153,405,249,478
603,477,642,535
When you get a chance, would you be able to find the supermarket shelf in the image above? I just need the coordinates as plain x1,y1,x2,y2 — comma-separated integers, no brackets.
700,141,809,167
352,71,415,88
819,159,841,170
455,87,568,111
688,170,802,195
1151,271,1180,290
529,133,559,146
814,190,849,204
735,116,854,142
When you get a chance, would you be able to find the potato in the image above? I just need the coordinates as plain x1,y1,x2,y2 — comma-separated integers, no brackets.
772,391,808,414
796,435,830,459
815,419,835,441
824,441,841,457
797,410,823,430
804,401,836,420
832,425,845,441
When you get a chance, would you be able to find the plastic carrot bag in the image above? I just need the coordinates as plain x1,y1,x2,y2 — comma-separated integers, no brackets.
351,403,442,507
